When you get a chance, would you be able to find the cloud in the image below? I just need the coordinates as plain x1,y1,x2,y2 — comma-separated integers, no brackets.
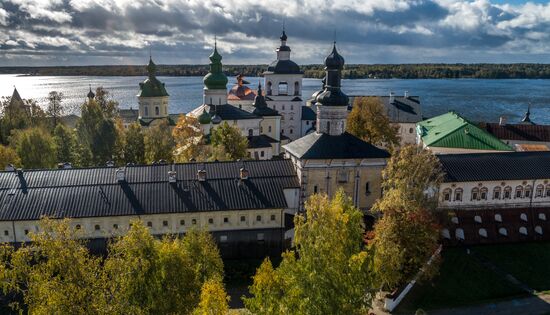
1,0,550,65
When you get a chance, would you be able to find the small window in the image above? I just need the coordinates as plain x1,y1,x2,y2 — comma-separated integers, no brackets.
208,218,214,224
24,229,29,235
223,217,229,223
546,185,550,197
520,213,528,221
478,228,488,238
147,221,152,227
282,105,285,110
75,224,81,230
454,189,463,201
268,126,272,133
180,219,185,226
294,82,299,96
495,214,502,222
260,126,263,133
3,230,8,236
256,215,262,222
113,224,118,230
536,185,544,197
94,225,100,231
270,214,276,221
260,151,265,157
248,129,253,137
409,128,414,133
515,186,523,198
539,213,547,221
504,186,512,199
240,216,246,222
155,106,160,116
365,182,371,195
471,188,479,201
257,233,265,241
338,170,348,183
535,226,543,235
163,220,168,227
314,185,318,194
451,217,459,224
266,81,272,95
519,226,528,235
306,121,310,125
220,235,228,243
455,228,465,240
499,227,508,236
474,215,482,223
493,187,501,200
480,188,488,200
441,229,450,239
144,106,149,116
291,105,294,110
289,129,293,134
192,219,197,225
443,189,451,201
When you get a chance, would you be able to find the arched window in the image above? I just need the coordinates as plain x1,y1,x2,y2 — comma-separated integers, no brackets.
495,214,502,222
455,228,465,240
493,187,501,200
535,226,543,235
515,186,523,198
478,228,488,238
520,213,528,221
260,126,263,133
471,187,479,201
499,227,508,236
536,184,544,197
480,187,488,200
155,106,160,116
519,226,528,235
525,185,533,198
266,81,272,95
454,188,463,201
539,213,547,221
294,81,300,95
365,182,371,195
442,188,452,201
278,82,288,95
144,106,149,116
289,129,293,134
248,129,253,137
504,186,512,199
409,127,414,133
441,229,450,239
474,215,482,223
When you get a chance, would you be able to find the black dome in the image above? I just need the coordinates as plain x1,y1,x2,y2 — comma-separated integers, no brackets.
325,43,345,69
266,59,302,74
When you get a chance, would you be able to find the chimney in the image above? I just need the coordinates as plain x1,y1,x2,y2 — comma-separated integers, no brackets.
197,169,206,182
404,91,409,98
499,116,507,126
168,170,177,183
106,160,115,167
5,164,15,172
389,91,395,103
63,163,72,169
116,168,126,182
240,168,249,180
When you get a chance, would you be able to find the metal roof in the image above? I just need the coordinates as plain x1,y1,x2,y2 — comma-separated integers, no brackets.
189,104,260,121
301,106,316,121
482,123,550,142
283,132,390,160
0,160,299,221
439,151,550,182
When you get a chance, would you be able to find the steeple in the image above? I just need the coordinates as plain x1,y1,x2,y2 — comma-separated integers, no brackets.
276,28,291,61
146,55,156,78
9,86,25,109
521,104,535,125
87,85,95,100
203,39,228,91
138,55,169,98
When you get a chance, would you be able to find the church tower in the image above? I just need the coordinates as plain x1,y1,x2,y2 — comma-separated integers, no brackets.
315,42,349,135
203,41,228,107
263,30,303,140
137,56,169,119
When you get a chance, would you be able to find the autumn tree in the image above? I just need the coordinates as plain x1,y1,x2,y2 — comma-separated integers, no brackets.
0,97,45,145
0,218,103,314
245,189,375,315
369,145,443,290
0,145,21,168
144,119,175,163
173,115,210,162
46,91,64,130
347,97,399,148
94,87,119,119
210,121,248,161
53,124,78,165
11,127,57,169
193,280,229,315
124,122,145,164
76,100,117,166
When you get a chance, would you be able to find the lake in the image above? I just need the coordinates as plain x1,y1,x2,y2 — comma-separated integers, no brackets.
0,74,549,124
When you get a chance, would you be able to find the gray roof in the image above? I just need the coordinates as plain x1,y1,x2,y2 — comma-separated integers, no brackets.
283,132,390,160
190,104,260,121
248,135,277,149
350,96,422,123
264,60,302,75
301,106,316,121
0,160,299,221
438,151,550,182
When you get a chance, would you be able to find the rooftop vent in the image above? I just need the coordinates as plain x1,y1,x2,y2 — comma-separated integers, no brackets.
404,91,409,98
106,160,115,167
5,164,15,172
168,170,177,183
197,169,206,182
116,168,126,182
389,91,395,104
58,162,72,169
499,116,507,126
240,168,249,180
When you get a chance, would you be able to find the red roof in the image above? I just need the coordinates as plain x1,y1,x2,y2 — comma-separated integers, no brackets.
482,123,550,142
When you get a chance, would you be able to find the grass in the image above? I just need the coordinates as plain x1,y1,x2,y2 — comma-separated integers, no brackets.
473,242,550,292
397,246,526,313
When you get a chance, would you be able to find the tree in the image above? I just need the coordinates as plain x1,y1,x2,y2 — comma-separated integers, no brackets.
347,97,399,148
94,87,119,119
245,189,375,315
112,118,126,166
173,115,210,162
53,124,78,165
76,100,117,166
210,121,248,161
47,91,64,130
11,127,57,169
0,218,103,314
193,280,229,315
0,97,45,145
144,120,175,163
0,145,21,168
124,122,145,164
369,145,444,290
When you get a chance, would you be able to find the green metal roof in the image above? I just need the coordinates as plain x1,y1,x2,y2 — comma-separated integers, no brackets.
203,43,228,90
417,112,513,151
138,57,169,98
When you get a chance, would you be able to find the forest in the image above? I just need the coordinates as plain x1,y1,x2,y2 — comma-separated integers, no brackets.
3,63,550,79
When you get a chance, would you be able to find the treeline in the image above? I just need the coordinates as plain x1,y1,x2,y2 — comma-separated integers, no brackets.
3,63,550,79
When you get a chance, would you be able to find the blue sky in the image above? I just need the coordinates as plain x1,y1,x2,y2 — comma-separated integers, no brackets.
2,0,550,65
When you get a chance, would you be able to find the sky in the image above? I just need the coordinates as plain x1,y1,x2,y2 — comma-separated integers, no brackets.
1,0,550,66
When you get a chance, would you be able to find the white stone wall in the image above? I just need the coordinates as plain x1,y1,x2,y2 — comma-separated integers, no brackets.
138,96,169,119
260,116,281,142
203,89,227,106
396,122,417,146
264,74,303,140
247,147,273,160
316,105,348,136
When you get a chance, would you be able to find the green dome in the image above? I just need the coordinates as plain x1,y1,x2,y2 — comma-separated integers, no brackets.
198,108,212,124
139,57,169,97
203,44,228,90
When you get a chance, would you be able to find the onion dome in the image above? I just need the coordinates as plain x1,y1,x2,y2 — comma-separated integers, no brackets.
211,111,222,125
228,74,256,101
253,83,279,116
280,30,287,42
324,42,345,70
87,85,95,99
203,42,228,90
198,108,212,124
138,56,169,97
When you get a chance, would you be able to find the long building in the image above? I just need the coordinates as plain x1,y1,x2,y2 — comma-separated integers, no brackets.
438,151,550,245
0,160,300,258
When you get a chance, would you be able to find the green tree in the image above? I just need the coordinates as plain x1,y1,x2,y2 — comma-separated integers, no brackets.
76,100,117,166
0,145,21,168
144,120,175,163
245,190,375,315
94,87,119,119
347,97,399,147
0,97,45,145
53,124,78,165
369,145,444,290
46,91,64,130
210,121,248,161
11,127,57,169
193,280,229,315
0,218,103,314
124,122,145,164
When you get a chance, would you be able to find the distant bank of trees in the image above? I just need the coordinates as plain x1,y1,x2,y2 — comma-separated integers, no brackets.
4,63,550,79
